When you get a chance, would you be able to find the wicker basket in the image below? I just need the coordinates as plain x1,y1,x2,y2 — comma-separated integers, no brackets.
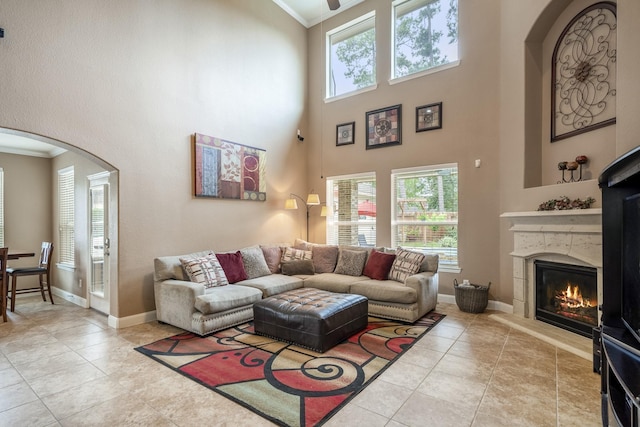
454,279,491,313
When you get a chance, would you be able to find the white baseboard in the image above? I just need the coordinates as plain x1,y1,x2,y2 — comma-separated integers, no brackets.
438,293,513,314
108,310,157,329
52,287,89,308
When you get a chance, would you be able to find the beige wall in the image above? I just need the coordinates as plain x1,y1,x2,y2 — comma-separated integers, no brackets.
306,0,503,298
0,153,52,286
1,0,308,318
2,0,639,319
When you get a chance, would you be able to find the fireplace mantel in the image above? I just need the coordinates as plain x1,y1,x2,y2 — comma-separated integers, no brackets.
495,208,603,359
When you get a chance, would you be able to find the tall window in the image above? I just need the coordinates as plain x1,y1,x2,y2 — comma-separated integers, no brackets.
0,168,4,247
392,0,459,79
327,12,376,98
392,164,458,270
326,173,376,247
58,167,75,265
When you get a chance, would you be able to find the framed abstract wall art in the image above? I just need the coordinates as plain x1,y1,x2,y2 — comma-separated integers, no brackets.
365,104,402,150
416,102,442,132
193,133,266,201
336,121,355,146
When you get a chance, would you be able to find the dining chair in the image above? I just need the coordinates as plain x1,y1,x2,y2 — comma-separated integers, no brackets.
6,242,54,312
0,247,8,322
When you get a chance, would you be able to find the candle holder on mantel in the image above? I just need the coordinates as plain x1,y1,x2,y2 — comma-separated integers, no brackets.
558,155,588,183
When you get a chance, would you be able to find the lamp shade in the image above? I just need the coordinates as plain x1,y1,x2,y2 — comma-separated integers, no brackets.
284,198,298,209
306,193,320,205
320,206,328,217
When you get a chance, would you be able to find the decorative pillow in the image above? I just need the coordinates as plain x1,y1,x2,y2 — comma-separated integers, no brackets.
179,253,229,288
388,249,426,283
334,249,368,277
294,238,314,250
240,246,272,279
281,247,312,262
363,250,397,280
281,259,315,276
260,245,283,273
215,251,248,283
311,245,339,273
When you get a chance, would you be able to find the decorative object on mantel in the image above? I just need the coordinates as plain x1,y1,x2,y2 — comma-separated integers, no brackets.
558,155,589,183
193,133,266,201
551,2,616,142
537,196,596,211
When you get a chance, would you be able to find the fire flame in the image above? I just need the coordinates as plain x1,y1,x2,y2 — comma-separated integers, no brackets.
559,284,593,308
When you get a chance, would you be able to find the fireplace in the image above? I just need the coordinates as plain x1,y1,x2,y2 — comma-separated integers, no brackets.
535,260,598,338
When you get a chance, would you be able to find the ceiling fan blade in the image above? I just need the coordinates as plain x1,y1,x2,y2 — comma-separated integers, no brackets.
327,0,341,11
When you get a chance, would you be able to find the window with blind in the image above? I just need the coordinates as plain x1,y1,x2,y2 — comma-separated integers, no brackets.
392,164,458,270
326,173,376,247
58,167,75,265
0,168,4,247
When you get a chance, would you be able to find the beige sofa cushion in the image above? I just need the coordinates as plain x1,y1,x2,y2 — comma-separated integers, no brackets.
303,273,364,293
349,279,418,304
195,285,263,315
235,274,304,297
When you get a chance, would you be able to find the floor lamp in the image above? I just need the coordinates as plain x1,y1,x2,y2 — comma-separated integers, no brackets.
285,192,325,240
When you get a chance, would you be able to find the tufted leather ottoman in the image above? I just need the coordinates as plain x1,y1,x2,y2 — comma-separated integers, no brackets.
253,288,368,352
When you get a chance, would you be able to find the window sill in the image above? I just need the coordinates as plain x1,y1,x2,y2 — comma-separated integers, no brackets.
389,60,461,86
325,84,378,103
56,263,76,272
439,265,461,274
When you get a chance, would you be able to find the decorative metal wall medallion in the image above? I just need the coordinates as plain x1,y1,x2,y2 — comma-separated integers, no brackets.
551,2,616,142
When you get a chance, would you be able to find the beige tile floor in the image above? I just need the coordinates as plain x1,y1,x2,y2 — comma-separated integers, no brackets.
0,296,602,426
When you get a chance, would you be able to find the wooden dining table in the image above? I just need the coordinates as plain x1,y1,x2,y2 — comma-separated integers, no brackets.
8,250,35,260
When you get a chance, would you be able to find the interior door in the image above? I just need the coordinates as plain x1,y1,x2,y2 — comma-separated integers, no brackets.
88,173,110,314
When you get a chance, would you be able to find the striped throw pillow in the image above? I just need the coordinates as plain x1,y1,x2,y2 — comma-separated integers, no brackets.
388,249,425,283
180,253,229,288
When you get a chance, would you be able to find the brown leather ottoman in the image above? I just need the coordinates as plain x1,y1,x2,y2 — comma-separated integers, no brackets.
253,288,368,353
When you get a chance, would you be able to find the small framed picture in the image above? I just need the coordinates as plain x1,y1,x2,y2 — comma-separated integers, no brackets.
365,104,402,150
336,121,355,146
416,102,442,132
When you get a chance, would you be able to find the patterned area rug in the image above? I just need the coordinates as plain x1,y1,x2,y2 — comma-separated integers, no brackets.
135,312,445,427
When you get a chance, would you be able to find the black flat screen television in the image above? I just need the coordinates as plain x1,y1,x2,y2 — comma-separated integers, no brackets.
622,192,640,343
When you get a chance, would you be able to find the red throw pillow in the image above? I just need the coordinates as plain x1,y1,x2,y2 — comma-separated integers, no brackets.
363,250,396,280
215,251,248,283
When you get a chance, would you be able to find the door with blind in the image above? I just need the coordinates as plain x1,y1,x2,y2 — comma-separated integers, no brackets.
88,172,110,314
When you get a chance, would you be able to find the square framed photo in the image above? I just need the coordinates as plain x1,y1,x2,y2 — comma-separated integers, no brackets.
336,121,355,146
416,102,442,132
365,104,402,149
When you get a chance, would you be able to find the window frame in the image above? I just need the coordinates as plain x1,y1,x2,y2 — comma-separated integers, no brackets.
325,172,377,247
391,0,459,82
58,166,75,267
391,163,460,272
326,11,377,100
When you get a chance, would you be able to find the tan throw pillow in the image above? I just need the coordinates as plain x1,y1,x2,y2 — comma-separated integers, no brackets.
334,249,368,277
388,249,426,283
180,253,229,288
311,245,339,273
281,247,312,262
260,245,283,273
240,246,272,279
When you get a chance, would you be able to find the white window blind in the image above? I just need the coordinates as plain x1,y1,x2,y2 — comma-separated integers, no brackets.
326,172,376,247
0,168,4,247
58,167,74,265
392,164,458,269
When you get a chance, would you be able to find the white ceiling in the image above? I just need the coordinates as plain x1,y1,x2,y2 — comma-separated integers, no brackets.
272,0,364,28
0,131,66,158
0,1,358,157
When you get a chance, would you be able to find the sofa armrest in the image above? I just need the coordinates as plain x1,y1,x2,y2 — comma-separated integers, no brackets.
154,279,205,332
404,271,439,314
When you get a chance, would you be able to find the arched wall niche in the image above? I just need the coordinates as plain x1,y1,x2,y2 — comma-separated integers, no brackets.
523,0,617,189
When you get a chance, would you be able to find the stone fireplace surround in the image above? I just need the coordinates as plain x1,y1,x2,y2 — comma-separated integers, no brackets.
494,209,602,360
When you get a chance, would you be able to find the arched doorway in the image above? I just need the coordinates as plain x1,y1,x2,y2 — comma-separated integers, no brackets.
0,127,118,317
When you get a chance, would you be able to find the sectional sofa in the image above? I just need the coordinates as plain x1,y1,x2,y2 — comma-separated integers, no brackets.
153,241,439,336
